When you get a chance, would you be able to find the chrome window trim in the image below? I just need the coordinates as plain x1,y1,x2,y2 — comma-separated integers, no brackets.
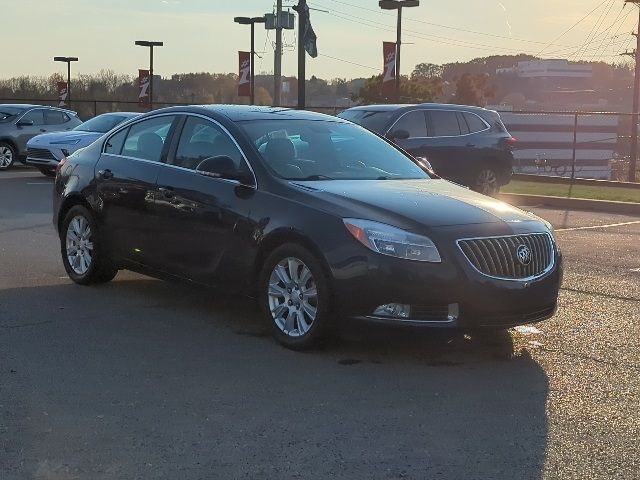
386,108,490,139
15,107,47,126
456,232,556,282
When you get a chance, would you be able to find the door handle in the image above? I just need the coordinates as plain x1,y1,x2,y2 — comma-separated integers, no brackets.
40,129,46,133
158,187,175,198
97,169,114,180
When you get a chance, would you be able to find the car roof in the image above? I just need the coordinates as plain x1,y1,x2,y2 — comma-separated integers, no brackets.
0,104,78,115
344,103,494,114
144,104,351,123
96,112,139,117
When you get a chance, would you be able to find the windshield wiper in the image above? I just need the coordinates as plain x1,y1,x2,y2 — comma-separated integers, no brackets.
295,174,335,181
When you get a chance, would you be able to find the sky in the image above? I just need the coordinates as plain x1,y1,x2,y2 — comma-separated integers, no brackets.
3,0,638,80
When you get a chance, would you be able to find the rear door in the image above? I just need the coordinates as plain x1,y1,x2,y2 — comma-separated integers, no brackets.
151,115,255,285
43,109,75,133
424,109,467,180
94,114,179,264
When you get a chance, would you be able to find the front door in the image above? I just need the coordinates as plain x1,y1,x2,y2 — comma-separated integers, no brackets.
94,114,178,264
15,108,48,154
151,115,255,286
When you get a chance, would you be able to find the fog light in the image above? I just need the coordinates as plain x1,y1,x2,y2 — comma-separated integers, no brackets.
373,303,411,318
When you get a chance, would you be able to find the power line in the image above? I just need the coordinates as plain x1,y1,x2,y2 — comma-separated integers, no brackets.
574,0,618,60
319,0,577,48
317,53,379,71
538,0,612,55
593,5,635,60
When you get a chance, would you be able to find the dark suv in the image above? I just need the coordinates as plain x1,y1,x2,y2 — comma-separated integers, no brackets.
338,104,515,195
0,104,82,171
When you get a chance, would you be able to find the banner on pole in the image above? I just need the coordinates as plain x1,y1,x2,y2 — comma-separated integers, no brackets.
294,0,318,58
382,42,396,99
238,51,251,97
138,69,150,106
57,82,68,107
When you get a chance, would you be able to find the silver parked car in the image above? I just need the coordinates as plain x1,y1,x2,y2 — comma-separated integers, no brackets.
0,104,82,171
26,112,139,176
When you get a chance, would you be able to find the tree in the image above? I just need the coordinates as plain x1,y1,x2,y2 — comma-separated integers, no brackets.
450,73,495,106
354,75,443,104
411,63,443,80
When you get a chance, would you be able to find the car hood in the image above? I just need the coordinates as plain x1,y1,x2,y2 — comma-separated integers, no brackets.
27,130,101,147
292,179,540,228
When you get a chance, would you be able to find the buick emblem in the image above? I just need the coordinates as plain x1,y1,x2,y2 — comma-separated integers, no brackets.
516,245,532,266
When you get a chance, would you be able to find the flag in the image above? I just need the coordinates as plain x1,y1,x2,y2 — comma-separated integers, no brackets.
57,82,68,107
382,42,396,99
138,69,150,106
294,0,318,58
238,51,251,97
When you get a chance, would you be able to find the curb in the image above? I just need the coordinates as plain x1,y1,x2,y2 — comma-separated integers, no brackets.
497,193,640,216
511,173,640,190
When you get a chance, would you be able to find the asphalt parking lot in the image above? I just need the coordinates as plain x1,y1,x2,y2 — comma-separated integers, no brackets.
1,167,639,480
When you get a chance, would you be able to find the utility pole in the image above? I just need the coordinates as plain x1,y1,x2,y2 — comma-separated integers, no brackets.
274,0,283,106
379,1,419,103
625,0,640,182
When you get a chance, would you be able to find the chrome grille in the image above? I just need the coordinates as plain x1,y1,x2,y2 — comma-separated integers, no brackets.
27,148,56,160
457,233,554,280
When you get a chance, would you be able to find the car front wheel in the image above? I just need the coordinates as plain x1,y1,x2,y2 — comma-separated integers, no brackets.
260,243,333,350
60,205,118,285
0,142,16,171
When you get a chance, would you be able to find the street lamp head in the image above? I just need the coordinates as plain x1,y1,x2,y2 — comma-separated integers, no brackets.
53,56,78,63
379,0,419,9
135,40,164,47
234,16,265,24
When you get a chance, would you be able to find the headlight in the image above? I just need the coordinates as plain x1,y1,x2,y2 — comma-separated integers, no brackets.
343,218,441,263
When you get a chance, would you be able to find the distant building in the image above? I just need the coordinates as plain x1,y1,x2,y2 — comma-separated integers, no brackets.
497,59,592,79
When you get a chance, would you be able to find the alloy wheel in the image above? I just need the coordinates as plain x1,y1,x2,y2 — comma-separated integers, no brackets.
268,257,318,337
476,168,498,195
0,146,13,168
65,215,94,275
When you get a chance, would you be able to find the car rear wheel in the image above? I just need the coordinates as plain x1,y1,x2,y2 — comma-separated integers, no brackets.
0,142,16,171
60,205,118,285
260,243,333,350
474,166,500,196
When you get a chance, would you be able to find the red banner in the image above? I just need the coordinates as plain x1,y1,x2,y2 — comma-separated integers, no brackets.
238,51,251,97
57,82,68,107
382,42,396,99
138,69,150,106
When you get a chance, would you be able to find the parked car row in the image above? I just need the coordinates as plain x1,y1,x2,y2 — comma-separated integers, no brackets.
53,105,561,350
2,103,516,194
0,104,137,176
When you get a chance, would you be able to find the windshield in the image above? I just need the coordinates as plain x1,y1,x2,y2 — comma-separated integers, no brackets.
0,107,24,123
74,114,132,133
239,119,429,181
338,109,396,134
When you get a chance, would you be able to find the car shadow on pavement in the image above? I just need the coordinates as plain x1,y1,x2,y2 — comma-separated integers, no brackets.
1,277,550,480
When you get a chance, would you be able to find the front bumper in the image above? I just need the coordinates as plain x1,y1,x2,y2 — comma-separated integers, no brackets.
329,226,563,329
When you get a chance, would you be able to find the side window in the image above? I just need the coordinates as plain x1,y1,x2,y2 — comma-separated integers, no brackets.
391,111,427,138
44,110,70,125
21,109,45,125
464,113,489,134
173,116,247,172
428,110,461,137
456,113,470,135
105,128,128,155
121,115,175,162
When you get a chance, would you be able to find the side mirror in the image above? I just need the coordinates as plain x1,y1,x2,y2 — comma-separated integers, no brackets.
387,129,410,141
196,155,253,185
16,119,34,127
416,156,436,174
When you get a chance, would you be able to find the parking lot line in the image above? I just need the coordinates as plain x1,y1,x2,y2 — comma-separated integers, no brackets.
556,220,640,232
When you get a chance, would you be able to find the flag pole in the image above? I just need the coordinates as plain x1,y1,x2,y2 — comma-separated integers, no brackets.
296,0,306,110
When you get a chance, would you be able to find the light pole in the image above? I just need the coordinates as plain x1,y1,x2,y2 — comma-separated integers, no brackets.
234,16,266,105
134,40,163,110
379,0,419,103
53,56,78,105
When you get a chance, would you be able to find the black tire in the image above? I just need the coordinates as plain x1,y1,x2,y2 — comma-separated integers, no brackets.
38,167,56,178
472,165,500,196
0,141,16,171
60,205,118,285
259,243,334,350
